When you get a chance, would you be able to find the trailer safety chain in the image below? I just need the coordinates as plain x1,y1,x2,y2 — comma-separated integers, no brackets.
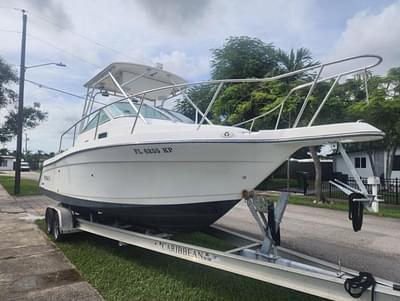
348,193,364,232
267,203,281,245
344,272,376,300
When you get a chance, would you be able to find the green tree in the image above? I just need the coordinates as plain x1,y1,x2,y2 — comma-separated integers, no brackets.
213,80,288,128
211,36,277,80
0,58,17,106
24,149,54,170
177,36,280,125
210,37,281,127
0,57,47,143
174,84,216,122
348,68,400,179
276,48,316,76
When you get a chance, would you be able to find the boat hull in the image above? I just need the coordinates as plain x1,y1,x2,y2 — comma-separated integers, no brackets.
41,187,238,232
40,122,384,232
40,141,299,232
40,141,300,205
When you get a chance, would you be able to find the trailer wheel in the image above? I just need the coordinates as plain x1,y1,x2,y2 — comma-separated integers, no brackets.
45,209,53,235
52,213,62,241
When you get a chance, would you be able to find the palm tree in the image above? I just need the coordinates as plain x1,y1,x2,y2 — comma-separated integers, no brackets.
276,47,316,73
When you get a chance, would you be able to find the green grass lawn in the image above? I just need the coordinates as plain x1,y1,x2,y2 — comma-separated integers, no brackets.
265,194,400,219
36,220,323,301
0,176,40,196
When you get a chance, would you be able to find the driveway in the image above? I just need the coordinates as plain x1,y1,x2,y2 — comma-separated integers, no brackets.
216,200,400,283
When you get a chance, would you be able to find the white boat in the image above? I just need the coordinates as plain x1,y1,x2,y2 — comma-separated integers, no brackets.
39,55,384,232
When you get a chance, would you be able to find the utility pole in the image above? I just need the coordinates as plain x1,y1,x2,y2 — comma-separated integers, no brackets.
14,10,27,194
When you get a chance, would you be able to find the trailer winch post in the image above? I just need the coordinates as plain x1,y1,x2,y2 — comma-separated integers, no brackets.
330,144,382,216
368,176,380,213
245,191,289,255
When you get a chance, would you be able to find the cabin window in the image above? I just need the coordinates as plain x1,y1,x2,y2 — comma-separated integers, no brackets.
83,110,110,132
0,159,7,167
158,108,194,123
393,155,400,171
355,157,366,168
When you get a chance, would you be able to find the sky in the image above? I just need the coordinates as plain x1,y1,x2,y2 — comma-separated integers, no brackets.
0,0,399,152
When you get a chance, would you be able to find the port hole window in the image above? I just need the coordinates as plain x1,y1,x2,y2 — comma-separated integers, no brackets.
98,132,107,139
355,157,366,168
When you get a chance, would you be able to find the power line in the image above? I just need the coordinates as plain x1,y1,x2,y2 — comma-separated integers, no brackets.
25,79,85,99
25,79,107,106
0,28,100,68
30,12,137,61
27,33,100,68
0,6,22,11
0,29,21,34
1,8,140,69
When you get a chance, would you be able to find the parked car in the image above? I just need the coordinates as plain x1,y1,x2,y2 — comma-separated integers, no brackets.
21,161,30,171
13,160,31,172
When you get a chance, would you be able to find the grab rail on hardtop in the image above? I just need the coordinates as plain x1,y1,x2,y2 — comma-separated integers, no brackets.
58,54,382,152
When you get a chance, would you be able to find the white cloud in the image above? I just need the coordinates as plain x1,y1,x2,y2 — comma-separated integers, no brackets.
151,51,210,81
328,1,400,74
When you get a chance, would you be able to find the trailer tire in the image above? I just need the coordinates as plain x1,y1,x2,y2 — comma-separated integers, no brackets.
45,209,53,235
52,212,62,241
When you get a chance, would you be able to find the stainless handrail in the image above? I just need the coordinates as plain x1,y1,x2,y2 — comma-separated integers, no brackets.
131,94,146,133
292,66,324,128
234,55,382,130
58,54,382,152
197,82,224,130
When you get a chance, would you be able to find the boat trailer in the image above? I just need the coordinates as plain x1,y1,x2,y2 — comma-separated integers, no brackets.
44,189,400,301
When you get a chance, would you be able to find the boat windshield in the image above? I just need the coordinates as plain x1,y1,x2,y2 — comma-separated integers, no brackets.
82,110,110,132
108,102,170,121
158,108,194,124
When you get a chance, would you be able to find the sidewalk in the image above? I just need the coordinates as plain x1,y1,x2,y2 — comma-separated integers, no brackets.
0,186,104,301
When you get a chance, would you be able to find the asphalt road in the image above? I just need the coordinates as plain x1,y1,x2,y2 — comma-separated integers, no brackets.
216,201,400,283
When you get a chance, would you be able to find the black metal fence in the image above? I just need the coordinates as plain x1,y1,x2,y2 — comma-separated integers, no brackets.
322,177,400,205
260,177,400,205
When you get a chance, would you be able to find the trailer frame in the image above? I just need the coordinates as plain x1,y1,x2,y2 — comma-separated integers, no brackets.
44,193,400,301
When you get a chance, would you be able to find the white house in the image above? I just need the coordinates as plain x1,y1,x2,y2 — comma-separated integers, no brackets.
386,150,400,178
0,156,15,171
333,149,400,179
